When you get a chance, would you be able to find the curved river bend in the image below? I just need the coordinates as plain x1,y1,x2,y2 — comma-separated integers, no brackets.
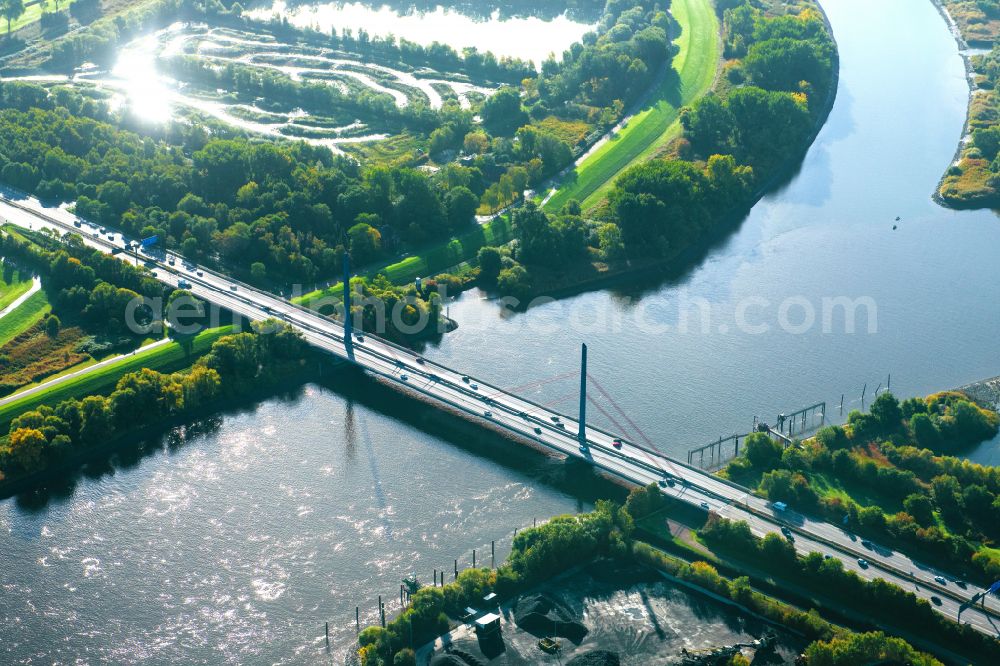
3,0,1000,662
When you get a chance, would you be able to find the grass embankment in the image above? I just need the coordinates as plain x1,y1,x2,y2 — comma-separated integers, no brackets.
544,0,720,213
0,326,231,427
0,0,78,36
296,216,512,301
0,289,50,347
0,268,33,311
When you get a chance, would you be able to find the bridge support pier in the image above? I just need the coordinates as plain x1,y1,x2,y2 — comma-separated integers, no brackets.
343,254,353,354
578,344,587,449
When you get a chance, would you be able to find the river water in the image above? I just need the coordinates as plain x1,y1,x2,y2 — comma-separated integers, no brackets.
3,0,1000,662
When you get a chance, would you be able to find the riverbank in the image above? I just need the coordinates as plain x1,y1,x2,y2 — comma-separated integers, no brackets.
931,0,1000,208
0,357,327,499
497,0,842,304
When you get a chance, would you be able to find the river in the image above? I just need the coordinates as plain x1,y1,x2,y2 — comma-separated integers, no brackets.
3,0,999,662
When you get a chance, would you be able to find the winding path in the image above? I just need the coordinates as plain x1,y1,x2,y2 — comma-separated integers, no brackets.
543,0,720,212
0,276,40,321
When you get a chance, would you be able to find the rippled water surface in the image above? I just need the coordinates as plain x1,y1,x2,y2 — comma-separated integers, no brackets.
247,1,597,66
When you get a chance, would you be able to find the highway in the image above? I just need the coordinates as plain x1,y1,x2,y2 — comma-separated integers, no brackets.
2,189,998,638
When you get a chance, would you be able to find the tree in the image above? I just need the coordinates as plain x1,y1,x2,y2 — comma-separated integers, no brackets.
910,413,942,451
903,493,935,527
681,94,735,155
250,262,267,283
497,264,532,301
463,130,489,154
0,0,25,37
744,432,782,470
597,222,625,261
481,86,527,134
393,649,416,666
9,427,46,471
347,220,382,265
870,392,903,432
476,246,502,285
444,186,478,230
45,313,61,338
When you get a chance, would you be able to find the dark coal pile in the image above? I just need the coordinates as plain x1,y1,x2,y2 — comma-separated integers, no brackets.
513,593,588,643
430,650,486,666
566,650,621,666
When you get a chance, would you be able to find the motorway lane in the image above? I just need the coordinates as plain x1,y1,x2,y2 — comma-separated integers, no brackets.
2,191,998,637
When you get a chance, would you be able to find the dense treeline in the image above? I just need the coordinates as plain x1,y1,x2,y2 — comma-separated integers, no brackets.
531,0,673,116
0,82,488,282
725,391,1000,581
700,516,1000,663
0,322,308,482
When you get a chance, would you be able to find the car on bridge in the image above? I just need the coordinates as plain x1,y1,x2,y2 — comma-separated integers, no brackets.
781,526,794,541
533,427,542,435
484,410,493,418
934,576,947,586
858,558,869,569
699,502,710,510
612,438,623,449
931,596,942,606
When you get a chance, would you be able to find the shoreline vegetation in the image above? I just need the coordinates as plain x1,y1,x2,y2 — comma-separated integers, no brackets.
469,0,839,305
933,0,1000,208
353,490,981,666
0,318,319,494
722,390,1000,584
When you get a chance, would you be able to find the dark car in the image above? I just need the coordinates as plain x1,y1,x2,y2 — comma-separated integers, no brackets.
612,438,623,449
931,596,942,606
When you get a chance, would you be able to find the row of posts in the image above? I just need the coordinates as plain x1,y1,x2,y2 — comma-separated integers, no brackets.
335,517,542,638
